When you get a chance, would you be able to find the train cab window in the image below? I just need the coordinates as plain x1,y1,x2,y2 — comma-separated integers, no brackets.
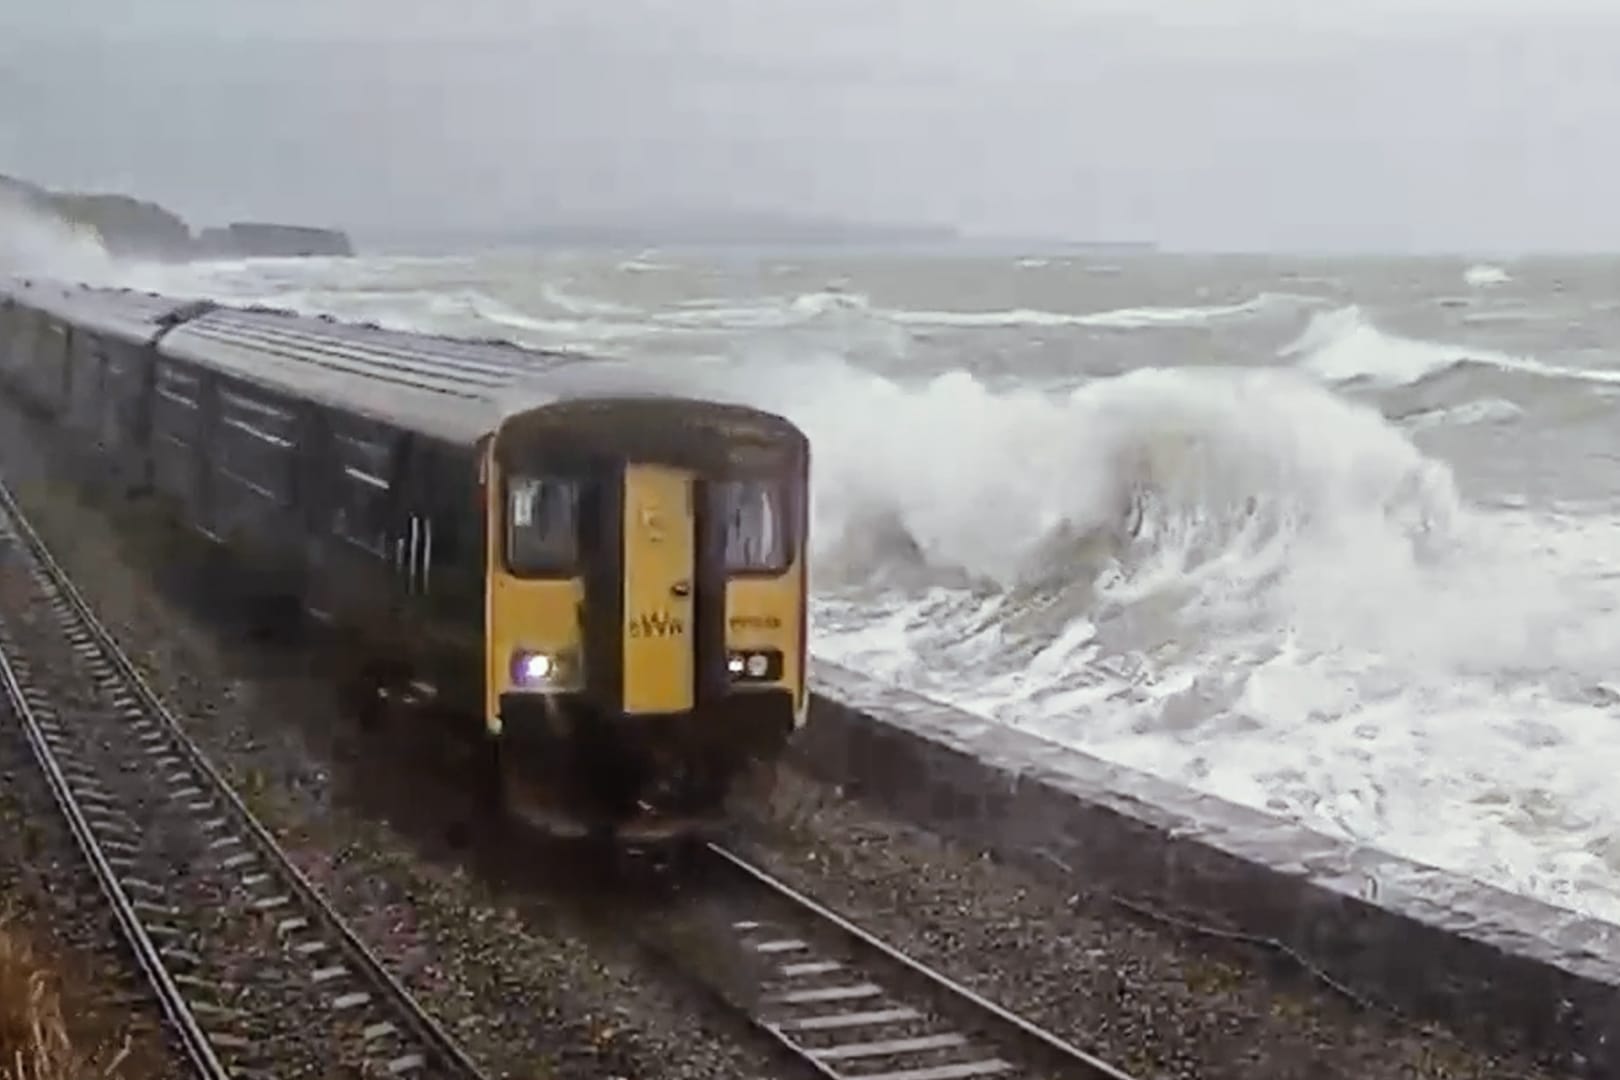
507,475,579,575
719,479,789,573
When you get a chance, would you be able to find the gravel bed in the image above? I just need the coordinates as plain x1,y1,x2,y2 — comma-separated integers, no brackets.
0,540,401,1078
729,766,1572,1080
0,704,185,1079
0,405,782,1080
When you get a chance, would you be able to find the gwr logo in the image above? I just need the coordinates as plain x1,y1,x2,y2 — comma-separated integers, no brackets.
629,611,686,638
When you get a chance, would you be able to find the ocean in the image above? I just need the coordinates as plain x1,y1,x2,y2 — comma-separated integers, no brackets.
24,240,1620,924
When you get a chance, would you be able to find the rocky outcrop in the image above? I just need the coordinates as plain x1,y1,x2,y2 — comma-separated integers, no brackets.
195,222,353,258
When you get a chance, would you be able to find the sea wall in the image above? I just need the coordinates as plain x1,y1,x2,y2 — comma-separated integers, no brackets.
795,660,1620,1077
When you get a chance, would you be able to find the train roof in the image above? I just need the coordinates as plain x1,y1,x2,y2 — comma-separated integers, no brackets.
2,276,801,448
2,276,189,341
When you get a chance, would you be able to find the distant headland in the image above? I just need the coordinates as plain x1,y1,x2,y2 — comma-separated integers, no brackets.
0,173,353,260
1,172,1155,259
354,213,963,254
357,218,1155,256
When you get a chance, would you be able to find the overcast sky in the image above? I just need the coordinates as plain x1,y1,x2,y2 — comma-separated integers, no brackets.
3,0,1619,251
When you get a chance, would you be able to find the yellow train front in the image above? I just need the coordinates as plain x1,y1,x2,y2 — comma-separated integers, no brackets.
481,398,809,840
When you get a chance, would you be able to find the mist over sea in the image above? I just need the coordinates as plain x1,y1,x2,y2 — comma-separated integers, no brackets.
15,235,1620,923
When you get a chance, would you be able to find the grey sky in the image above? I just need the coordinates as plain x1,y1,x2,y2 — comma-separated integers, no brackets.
4,1,1619,251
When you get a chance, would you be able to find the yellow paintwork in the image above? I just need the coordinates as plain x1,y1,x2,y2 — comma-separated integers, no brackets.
483,439,584,733
620,463,696,714
725,553,806,717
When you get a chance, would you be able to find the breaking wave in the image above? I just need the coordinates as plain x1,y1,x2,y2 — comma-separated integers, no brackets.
888,292,1311,330
1465,263,1512,287
1283,305,1620,389
774,354,1620,921
774,361,1459,595
658,289,1315,333
0,197,121,285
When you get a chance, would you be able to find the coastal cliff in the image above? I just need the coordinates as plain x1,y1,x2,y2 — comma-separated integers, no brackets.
0,173,353,261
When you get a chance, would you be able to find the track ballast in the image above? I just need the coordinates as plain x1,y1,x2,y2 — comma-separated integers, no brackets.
0,478,488,1080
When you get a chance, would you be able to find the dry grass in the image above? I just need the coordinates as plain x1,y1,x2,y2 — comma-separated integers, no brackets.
0,911,129,1080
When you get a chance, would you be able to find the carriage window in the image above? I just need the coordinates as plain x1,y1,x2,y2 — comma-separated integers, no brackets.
507,475,579,575
720,479,790,573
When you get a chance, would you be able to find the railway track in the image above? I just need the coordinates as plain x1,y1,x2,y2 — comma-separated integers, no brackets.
0,482,487,1080
645,842,1142,1080
0,463,1143,1080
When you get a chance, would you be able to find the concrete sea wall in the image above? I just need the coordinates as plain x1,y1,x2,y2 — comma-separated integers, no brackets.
796,660,1620,1076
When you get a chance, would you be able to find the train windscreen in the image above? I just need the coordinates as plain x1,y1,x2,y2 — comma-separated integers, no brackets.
506,475,579,575
719,478,789,573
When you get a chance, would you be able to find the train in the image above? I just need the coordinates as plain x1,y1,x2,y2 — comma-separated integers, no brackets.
0,276,811,842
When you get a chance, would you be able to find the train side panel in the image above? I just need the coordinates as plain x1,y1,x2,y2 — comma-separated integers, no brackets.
97,336,156,495
0,303,67,417
392,437,486,720
0,298,25,397
0,292,491,735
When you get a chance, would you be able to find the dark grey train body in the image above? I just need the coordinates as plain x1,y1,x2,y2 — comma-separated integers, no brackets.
0,277,812,842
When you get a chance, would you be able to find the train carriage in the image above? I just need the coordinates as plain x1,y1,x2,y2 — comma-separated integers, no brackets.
0,278,810,840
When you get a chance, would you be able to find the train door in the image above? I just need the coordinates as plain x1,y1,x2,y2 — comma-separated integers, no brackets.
619,463,697,715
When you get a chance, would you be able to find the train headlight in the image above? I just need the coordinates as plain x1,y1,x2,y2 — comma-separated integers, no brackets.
726,648,782,683
510,648,577,691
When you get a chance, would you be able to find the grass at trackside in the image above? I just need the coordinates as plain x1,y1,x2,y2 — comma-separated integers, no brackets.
0,909,131,1080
